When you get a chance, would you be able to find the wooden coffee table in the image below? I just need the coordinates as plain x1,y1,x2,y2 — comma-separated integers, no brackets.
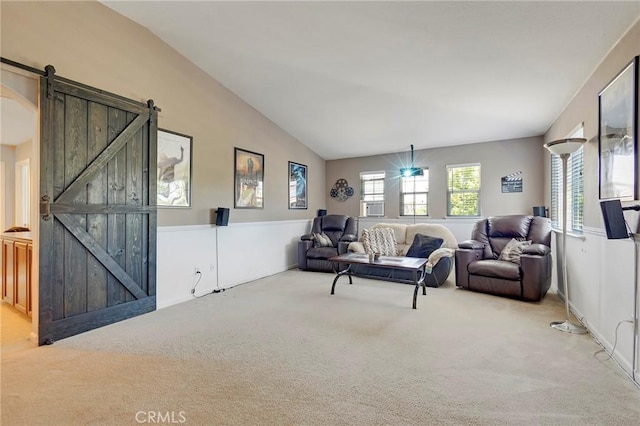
328,253,429,309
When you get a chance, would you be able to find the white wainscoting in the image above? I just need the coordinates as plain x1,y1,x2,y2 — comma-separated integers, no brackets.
557,228,638,380
216,220,310,288
157,220,310,309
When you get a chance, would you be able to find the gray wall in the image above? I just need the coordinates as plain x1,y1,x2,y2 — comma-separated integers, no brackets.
1,1,325,226
545,19,640,230
326,136,545,219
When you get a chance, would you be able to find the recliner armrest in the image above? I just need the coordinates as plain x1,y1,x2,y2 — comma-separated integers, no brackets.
522,243,550,256
340,233,358,243
454,247,483,288
297,240,314,270
301,233,314,241
458,240,485,250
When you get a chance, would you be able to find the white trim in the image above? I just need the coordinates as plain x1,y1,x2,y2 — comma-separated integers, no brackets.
359,170,386,178
158,219,310,233
446,162,481,169
14,158,30,228
551,227,586,240
0,161,4,232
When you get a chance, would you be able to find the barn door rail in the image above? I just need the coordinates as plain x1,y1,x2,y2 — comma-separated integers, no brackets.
1,57,160,112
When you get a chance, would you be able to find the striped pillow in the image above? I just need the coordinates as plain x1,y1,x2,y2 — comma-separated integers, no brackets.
362,227,397,256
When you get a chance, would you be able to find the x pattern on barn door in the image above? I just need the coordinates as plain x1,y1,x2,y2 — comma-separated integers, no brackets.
39,66,158,345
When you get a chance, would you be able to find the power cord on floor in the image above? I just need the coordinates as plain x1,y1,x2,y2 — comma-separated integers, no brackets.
592,319,639,390
191,270,226,298
594,319,632,361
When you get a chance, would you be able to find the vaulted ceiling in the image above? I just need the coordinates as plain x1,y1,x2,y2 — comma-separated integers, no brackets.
103,1,639,160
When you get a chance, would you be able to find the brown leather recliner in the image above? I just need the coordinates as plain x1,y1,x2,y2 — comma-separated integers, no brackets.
455,215,552,301
298,215,358,272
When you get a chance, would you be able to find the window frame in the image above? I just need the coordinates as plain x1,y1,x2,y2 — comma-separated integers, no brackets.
399,168,429,216
360,171,386,202
550,125,584,233
446,163,481,217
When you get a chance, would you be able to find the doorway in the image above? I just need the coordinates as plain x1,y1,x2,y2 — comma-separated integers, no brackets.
0,65,39,347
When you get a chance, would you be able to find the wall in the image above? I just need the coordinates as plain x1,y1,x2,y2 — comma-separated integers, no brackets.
156,220,309,309
0,1,324,341
326,136,545,219
544,19,640,381
0,1,326,227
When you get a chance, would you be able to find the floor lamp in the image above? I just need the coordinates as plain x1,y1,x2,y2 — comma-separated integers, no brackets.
544,138,588,334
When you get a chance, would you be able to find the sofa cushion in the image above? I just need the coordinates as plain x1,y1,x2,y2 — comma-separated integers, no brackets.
371,223,408,245
469,259,521,280
362,227,397,256
406,224,458,251
406,234,443,258
498,238,531,264
313,232,333,248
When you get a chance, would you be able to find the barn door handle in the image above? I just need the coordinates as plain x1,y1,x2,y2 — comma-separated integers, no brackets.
41,195,51,221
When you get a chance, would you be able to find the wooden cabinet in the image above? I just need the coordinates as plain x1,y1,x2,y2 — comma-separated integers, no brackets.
1,232,32,317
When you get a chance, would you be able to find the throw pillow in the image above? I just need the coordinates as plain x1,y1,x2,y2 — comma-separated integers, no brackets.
362,227,397,256
498,238,531,264
313,232,333,248
406,234,444,258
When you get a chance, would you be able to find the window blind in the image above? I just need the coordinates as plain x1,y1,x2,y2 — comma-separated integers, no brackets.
550,146,584,232
360,171,385,201
447,164,481,216
400,169,429,216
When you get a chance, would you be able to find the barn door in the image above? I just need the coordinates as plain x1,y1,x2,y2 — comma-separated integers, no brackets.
38,66,158,345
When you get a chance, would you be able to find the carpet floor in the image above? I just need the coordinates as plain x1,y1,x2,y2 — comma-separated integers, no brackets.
1,270,639,425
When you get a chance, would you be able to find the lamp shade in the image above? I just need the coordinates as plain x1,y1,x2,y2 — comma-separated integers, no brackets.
544,138,586,156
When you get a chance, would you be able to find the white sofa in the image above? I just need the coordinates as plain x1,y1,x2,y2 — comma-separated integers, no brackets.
348,223,457,287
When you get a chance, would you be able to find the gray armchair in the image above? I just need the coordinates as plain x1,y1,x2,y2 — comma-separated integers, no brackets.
298,215,357,272
455,215,552,301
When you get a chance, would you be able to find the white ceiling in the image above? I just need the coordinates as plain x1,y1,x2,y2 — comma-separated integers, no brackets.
103,1,639,160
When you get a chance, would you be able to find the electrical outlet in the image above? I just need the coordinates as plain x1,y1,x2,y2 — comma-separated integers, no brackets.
194,266,200,275
210,264,216,272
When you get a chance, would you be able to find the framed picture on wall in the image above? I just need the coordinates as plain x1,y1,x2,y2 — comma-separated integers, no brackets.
288,161,307,209
234,148,264,209
598,56,638,200
157,129,192,207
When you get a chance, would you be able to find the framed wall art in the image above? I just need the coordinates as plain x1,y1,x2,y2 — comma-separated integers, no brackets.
234,148,264,209
288,161,307,209
157,129,192,207
598,56,638,200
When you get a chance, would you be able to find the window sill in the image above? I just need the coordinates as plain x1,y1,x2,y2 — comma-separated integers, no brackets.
551,227,586,240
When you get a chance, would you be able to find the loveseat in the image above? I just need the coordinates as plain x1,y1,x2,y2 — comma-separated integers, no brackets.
455,215,552,301
298,215,358,272
348,223,458,287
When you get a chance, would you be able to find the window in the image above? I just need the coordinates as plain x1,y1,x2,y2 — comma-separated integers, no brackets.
400,169,429,216
360,171,385,202
550,126,584,232
447,164,481,216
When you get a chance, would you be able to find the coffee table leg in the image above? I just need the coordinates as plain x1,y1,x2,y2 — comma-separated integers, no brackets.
331,264,352,295
412,269,426,309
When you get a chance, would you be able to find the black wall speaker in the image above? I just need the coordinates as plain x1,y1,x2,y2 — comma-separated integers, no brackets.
216,207,230,227
317,209,327,217
600,200,628,239
532,206,547,217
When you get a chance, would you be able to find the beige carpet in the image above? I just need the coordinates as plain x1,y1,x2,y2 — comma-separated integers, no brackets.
1,270,639,425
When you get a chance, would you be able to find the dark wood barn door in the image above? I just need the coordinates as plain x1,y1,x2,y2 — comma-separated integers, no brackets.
38,66,158,345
